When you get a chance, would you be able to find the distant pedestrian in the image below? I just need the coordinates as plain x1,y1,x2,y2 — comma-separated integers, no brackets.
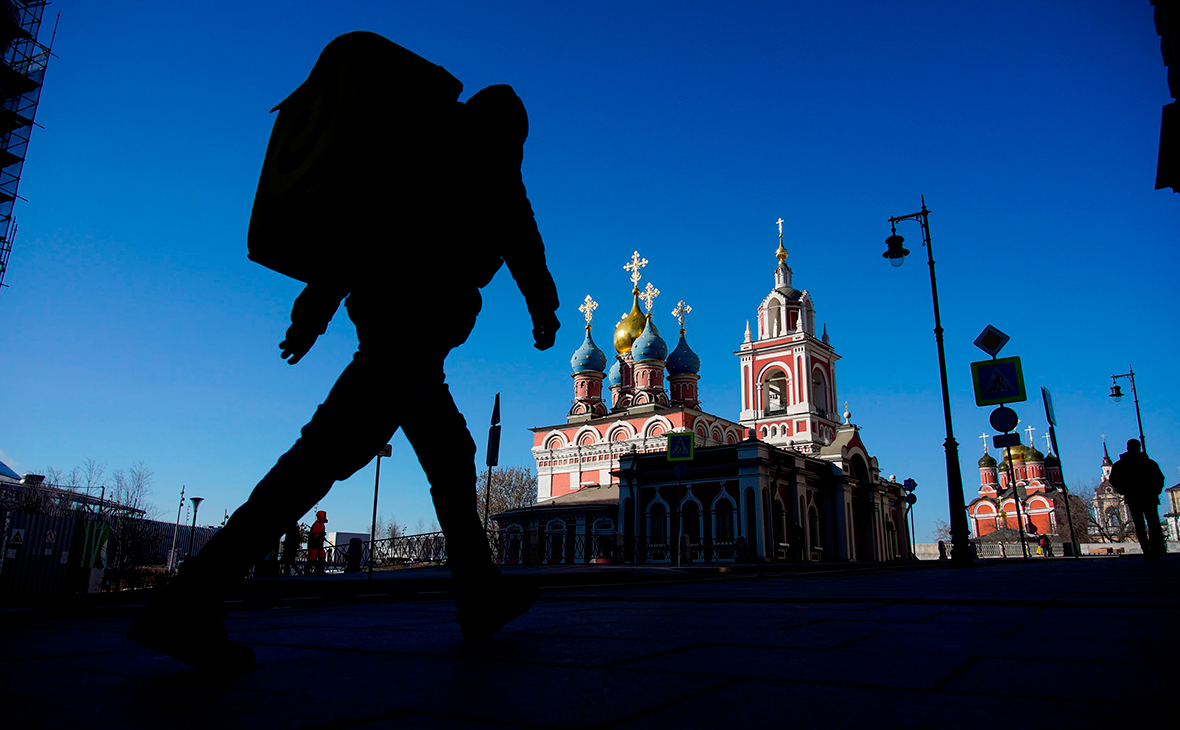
937,540,947,560
307,511,328,574
1038,535,1053,557
1109,439,1166,559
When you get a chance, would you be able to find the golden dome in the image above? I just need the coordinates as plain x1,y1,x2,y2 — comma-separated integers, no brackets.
613,290,646,354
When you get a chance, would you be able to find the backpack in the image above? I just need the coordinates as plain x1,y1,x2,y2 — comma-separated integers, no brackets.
247,32,463,283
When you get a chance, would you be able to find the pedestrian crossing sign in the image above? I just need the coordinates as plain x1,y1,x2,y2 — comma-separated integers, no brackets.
667,432,694,461
970,356,1026,406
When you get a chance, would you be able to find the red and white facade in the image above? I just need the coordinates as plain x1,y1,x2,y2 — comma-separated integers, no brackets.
968,444,1064,538
736,250,841,453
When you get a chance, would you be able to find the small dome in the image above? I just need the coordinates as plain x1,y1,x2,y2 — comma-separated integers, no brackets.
1044,453,1060,467
570,326,607,373
613,292,646,354
631,316,667,362
606,356,622,389
978,453,997,468
1026,446,1044,462
666,330,700,375
1002,444,1027,462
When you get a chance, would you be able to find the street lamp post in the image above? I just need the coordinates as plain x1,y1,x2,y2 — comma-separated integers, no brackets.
186,496,204,560
882,196,973,567
1109,366,1147,455
903,478,918,560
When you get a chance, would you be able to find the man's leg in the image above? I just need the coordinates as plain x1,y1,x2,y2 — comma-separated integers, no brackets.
401,369,536,641
129,350,401,668
401,370,493,581
1145,507,1166,556
1129,504,1151,555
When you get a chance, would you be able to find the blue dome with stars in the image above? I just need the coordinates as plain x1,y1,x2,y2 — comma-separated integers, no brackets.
631,317,667,362
606,356,622,389
666,331,700,375
570,327,607,373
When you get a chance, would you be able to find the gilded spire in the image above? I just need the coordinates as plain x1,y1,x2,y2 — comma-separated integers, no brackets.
775,217,788,264
614,251,649,354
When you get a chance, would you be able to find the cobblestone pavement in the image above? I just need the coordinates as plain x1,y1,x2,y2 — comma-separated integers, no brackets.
3,556,1175,729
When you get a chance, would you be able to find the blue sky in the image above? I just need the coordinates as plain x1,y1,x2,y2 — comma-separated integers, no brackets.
3,1,1176,540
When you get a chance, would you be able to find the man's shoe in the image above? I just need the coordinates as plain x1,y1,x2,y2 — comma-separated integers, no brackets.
456,577,538,644
127,602,255,672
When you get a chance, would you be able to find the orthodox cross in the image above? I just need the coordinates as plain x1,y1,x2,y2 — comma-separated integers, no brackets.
672,299,691,330
639,282,659,314
979,432,990,454
1043,431,1052,454
776,217,784,237
578,295,598,327
624,251,648,288
1024,424,1036,447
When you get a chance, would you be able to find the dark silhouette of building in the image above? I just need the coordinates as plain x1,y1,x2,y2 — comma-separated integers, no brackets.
1154,0,1179,192
0,1,55,292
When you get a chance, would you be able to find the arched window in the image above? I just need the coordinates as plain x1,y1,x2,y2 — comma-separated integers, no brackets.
650,503,667,541
773,499,786,553
808,505,821,551
764,370,788,414
592,518,615,562
811,369,829,414
715,500,735,541
767,300,782,337
546,519,566,563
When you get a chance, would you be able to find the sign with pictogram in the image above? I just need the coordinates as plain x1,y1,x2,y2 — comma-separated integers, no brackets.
9,529,24,545
971,356,1026,406
667,432,694,461
46,530,56,544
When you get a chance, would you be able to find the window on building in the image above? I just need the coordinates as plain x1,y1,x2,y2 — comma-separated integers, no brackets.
716,500,734,541
764,371,788,414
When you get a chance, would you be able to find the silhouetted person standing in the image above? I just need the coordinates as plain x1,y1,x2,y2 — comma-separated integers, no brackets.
1109,439,1166,559
307,510,328,575
129,32,560,671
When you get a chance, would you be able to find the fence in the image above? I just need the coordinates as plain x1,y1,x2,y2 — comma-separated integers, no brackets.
277,529,750,574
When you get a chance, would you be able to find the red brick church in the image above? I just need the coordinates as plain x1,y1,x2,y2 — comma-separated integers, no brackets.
494,226,911,564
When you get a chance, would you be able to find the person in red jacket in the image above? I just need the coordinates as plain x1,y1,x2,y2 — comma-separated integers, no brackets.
306,511,328,575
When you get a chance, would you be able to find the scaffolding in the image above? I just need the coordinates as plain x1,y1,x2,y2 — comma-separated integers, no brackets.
0,1,54,293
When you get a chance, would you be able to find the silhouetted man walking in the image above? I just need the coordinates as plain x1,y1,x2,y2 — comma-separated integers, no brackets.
129,32,560,671
1109,439,1166,559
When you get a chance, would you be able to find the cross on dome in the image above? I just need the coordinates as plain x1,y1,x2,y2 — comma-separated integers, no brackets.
578,294,598,327
624,251,648,288
1043,431,1052,454
639,282,659,314
672,299,692,330
979,432,990,454
1024,424,1036,446
774,218,788,263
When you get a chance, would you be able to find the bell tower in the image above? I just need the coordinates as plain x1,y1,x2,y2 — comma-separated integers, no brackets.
736,219,841,453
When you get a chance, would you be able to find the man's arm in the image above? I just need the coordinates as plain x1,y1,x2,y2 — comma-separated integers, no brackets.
280,282,349,364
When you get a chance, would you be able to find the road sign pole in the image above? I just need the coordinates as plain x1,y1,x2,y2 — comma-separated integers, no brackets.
1048,424,1080,559
1001,445,1029,560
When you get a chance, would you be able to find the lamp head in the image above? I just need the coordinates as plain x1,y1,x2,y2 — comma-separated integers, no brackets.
883,233,909,267
1109,383,1124,403
190,496,204,509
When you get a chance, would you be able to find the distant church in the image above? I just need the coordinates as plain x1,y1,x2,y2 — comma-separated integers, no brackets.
494,225,911,564
967,434,1065,539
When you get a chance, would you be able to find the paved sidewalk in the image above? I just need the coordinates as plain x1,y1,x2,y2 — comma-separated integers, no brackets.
3,556,1176,729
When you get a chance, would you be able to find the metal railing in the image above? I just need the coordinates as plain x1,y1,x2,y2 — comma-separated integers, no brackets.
276,529,748,574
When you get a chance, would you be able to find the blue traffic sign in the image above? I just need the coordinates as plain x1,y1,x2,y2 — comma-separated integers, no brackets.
667,432,694,461
971,357,1027,406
